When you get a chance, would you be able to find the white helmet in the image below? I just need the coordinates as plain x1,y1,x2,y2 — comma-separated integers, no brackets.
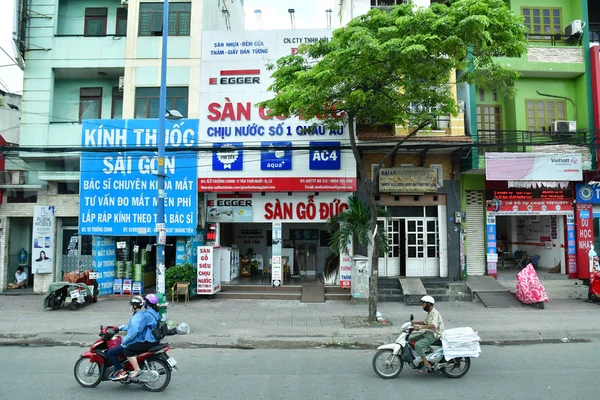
421,295,435,305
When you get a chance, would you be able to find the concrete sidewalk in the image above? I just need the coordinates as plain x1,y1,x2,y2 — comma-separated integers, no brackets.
0,294,598,348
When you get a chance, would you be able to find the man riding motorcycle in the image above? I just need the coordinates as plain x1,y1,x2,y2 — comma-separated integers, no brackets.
411,295,445,372
106,295,159,381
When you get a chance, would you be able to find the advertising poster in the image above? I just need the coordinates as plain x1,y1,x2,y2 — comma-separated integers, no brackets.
79,119,199,236
485,213,497,276
271,222,282,286
31,205,55,274
485,153,582,181
339,236,353,288
197,246,221,294
198,29,356,192
575,205,592,279
92,236,116,296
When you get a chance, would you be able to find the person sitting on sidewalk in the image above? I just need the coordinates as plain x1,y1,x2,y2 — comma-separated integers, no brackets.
412,295,445,372
107,295,158,381
8,267,27,289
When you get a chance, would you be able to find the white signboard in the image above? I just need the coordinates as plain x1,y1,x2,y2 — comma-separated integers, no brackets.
31,206,55,274
486,153,582,181
199,29,356,192
207,192,351,223
197,246,222,295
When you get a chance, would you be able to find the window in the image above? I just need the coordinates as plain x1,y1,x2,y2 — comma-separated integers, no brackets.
139,2,191,36
371,0,403,7
522,7,562,38
525,100,566,132
478,88,485,101
135,87,189,118
84,8,108,36
79,88,103,122
477,105,502,149
7,189,37,203
58,182,79,195
116,8,128,36
112,87,123,119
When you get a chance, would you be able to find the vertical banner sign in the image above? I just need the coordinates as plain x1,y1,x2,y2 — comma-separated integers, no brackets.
567,213,577,278
197,246,214,294
485,213,498,277
31,206,55,274
575,205,593,279
339,236,353,288
92,236,116,296
271,222,282,286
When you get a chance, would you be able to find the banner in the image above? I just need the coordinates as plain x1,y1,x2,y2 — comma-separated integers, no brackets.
31,206,55,274
379,168,438,193
575,204,593,279
271,222,282,287
80,119,199,236
199,29,356,192
340,235,353,288
92,236,116,296
486,199,572,215
485,153,582,181
206,192,350,223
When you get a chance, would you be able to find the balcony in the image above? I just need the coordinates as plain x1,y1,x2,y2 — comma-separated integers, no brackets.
51,36,126,68
462,129,595,171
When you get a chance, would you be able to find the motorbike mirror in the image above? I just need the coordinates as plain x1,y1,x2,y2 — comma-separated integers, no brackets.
410,314,414,321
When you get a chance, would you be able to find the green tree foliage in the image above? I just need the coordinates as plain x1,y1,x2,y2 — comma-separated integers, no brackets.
260,0,526,321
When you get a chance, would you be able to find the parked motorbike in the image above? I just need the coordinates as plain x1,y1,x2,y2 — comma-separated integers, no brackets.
372,315,471,379
43,282,95,310
515,263,548,309
588,269,600,302
74,325,177,392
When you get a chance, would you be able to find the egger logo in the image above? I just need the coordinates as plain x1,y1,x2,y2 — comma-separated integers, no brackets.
209,69,261,85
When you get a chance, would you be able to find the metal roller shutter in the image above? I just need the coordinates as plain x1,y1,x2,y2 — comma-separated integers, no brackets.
466,191,486,276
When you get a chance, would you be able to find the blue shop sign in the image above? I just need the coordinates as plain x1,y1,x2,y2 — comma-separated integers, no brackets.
309,141,341,170
261,142,292,170
576,183,600,204
212,142,244,170
79,119,199,237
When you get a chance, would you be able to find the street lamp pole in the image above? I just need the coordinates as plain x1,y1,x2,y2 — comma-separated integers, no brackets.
156,0,170,296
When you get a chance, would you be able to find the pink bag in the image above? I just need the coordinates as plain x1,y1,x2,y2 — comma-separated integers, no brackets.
515,264,548,304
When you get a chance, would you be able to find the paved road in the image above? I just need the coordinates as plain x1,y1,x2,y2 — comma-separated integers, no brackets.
0,343,595,400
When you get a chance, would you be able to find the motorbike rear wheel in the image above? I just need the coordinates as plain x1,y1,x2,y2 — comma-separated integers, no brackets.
50,294,64,310
372,349,403,379
442,357,471,378
141,357,171,392
74,356,103,388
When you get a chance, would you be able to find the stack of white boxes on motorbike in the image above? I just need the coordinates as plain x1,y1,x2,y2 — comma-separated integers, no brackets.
441,327,482,359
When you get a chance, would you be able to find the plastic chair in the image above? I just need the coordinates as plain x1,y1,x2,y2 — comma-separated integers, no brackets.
172,282,190,303
515,250,528,269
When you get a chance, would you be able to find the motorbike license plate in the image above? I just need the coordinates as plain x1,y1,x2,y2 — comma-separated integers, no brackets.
167,357,177,367
88,272,100,279
70,290,80,298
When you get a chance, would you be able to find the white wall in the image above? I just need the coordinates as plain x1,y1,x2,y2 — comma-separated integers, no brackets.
0,92,21,144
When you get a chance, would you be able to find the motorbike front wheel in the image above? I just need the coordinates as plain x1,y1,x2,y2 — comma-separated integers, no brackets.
372,349,403,379
50,294,64,310
141,357,172,392
74,357,103,388
442,357,471,378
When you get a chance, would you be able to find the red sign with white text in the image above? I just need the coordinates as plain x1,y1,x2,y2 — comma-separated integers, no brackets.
199,177,356,192
575,204,593,280
486,199,572,215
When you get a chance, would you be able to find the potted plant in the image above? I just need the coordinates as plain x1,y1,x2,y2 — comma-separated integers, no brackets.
249,260,260,277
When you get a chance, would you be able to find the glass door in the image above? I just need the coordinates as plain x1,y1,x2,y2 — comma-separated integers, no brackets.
405,218,439,277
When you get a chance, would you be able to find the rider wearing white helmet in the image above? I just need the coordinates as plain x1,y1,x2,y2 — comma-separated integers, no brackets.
412,295,445,372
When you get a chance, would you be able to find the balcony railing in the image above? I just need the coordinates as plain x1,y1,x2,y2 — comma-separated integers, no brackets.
526,33,581,46
472,129,594,152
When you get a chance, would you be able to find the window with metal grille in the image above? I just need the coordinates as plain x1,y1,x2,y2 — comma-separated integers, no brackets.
134,87,189,118
116,8,128,36
84,8,108,36
477,105,502,149
79,88,102,122
522,7,562,39
525,99,566,132
112,87,123,119
139,2,191,36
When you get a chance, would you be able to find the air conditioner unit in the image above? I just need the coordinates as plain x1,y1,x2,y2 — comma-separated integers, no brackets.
118,76,124,91
551,120,577,133
121,0,128,7
564,20,583,37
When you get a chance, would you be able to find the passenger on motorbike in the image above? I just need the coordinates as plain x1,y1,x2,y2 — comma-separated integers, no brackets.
412,295,445,372
107,295,159,381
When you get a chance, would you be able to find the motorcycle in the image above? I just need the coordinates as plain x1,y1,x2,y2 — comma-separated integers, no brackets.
372,315,471,379
515,263,548,309
588,269,600,302
73,325,178,392
43,282,95,310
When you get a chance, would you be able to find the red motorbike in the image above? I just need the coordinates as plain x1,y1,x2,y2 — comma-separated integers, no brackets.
73,325,178,392
589,270,600,302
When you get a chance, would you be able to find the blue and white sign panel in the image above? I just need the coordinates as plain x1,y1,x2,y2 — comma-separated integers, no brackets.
309,142,341,170
212,142,244,170
576,183,600,204
261,142,292,171
80,119,199,236
92,236,116,296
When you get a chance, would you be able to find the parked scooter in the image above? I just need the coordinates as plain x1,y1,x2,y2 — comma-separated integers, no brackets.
588,269,600,302
515,263,548,309
74,325,177,392
43,282,93,310
372,315,471,379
